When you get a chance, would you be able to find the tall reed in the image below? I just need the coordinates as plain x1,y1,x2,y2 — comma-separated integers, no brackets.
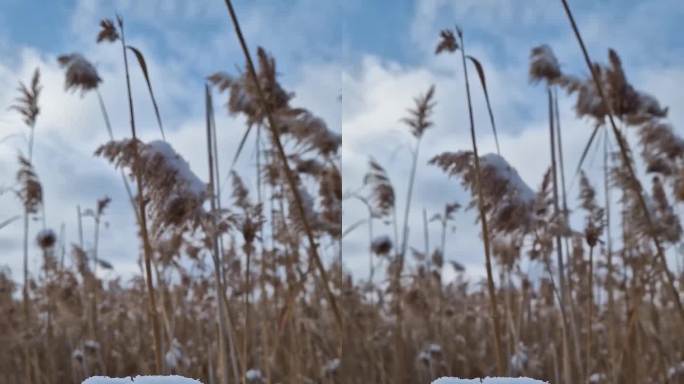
559,0,684,324
220,0,344,338
436,27,504,374
96,15,165,372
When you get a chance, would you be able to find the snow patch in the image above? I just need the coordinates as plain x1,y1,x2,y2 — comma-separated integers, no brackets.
245,369,262,382
480,153,535,204
432,378,548,384
144,140,206,199
83,376,203,384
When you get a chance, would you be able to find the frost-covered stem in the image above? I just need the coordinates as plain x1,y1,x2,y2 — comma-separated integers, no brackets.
205,84,236,384
458,29,504,375
117,16,163,373
221,0,344,335
560,0,684,324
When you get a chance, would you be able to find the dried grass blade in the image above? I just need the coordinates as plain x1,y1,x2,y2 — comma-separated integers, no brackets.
0,215,20,231
126,45,166,141
574,124,600,176
467,55,501,155
229,125,253,172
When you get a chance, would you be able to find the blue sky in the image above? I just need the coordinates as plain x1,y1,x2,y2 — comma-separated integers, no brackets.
0,0,683,283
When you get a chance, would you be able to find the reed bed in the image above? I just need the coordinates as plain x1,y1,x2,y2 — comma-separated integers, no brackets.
1,2,683,384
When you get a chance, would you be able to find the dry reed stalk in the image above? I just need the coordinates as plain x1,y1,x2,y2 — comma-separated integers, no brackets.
205,84,236,384
220,0,344,344
393,85,435,383
448,27,505,375
547,88,581,382
559,0,684,325
11,68,41,384
602,129,618,384
585,244,594,381
116,15,163,372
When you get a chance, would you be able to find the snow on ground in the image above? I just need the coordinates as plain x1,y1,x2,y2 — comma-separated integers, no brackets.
432,378,548,384
82,376,203,384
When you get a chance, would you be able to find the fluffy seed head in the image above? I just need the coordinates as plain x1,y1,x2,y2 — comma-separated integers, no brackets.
57,53,102,95
11,68,41,127
16,155,43,214
435,29,458,55
36,229,57,250
97,19,119,43
529,45,562,84
402,85,436,138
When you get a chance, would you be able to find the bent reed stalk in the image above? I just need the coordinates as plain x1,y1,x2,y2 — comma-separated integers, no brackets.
559,0,684,324
220,0,344,338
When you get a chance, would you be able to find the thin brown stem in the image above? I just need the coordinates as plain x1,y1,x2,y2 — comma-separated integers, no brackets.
205,84,238,384
117,15,163,373
458,29,505,375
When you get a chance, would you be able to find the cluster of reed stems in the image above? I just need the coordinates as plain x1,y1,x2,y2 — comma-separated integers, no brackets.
1,2,683,384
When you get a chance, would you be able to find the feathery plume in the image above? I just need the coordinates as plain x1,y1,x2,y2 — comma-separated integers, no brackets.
529,45,562,84
96,139,207,234
638,121,684,176
651,176,682,243
16,155,43,214
36,228,57,250
208,47,292,127
11,68,41,127
430,151,535,235
371,235,393,256
435,29,458,55
274,108,341,155
363,159,395,218
96,19,119,43
96,196,111,216
401,85,436,138
318,165,342,237
57,53,102,95
578,171,604,247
